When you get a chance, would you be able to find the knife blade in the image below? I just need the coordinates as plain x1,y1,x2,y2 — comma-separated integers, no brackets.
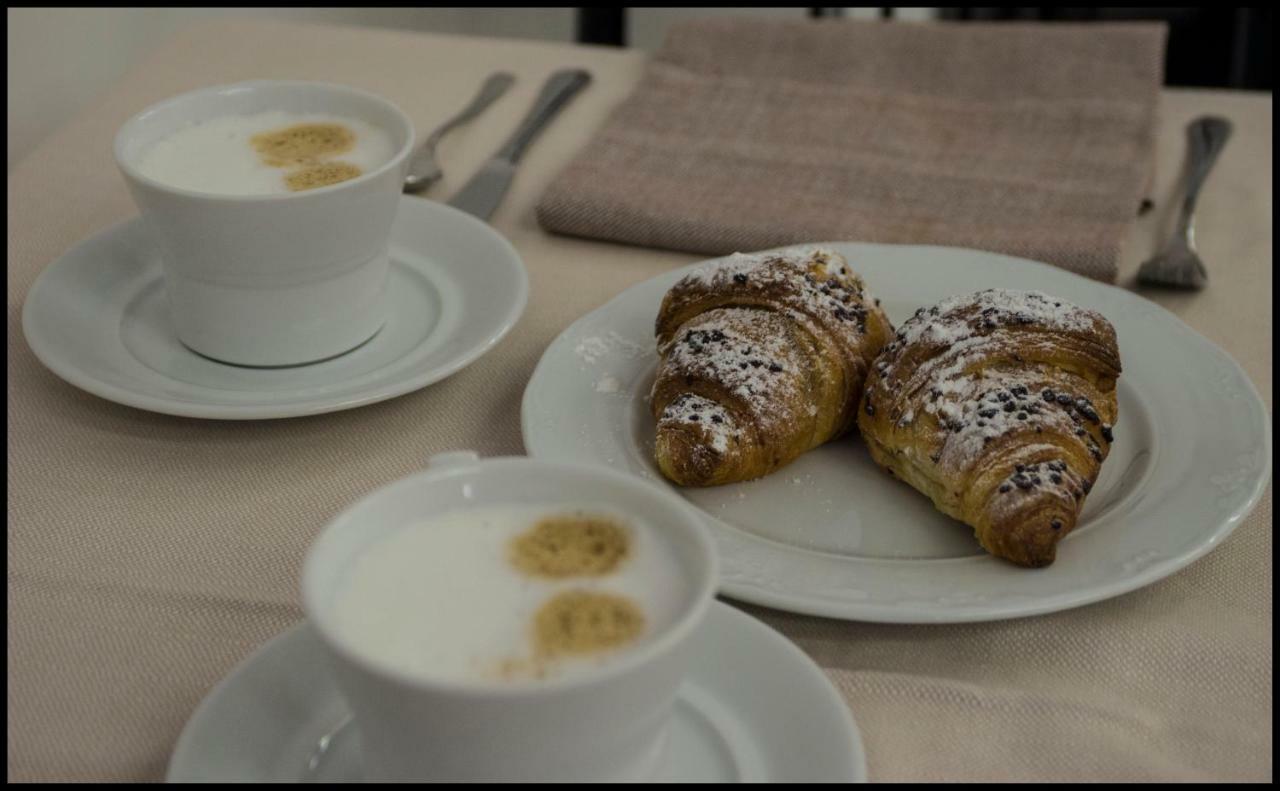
446,159,518,221
447,68,591,221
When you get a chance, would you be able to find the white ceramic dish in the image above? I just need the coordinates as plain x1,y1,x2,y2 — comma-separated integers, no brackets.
21,196,527,420
166,604,866,783
522,242,1271,623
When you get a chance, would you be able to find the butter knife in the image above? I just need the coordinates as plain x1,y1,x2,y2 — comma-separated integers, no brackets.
447,68,591,221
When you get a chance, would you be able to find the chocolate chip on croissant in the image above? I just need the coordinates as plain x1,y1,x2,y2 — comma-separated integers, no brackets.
858,289,1121,567
651,249,892,486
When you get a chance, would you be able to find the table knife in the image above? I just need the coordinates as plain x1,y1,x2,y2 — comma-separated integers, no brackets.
447,68,591,221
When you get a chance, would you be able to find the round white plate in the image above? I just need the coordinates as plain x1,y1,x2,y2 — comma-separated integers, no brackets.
522,243,1271,623
21,197,527,420
166,602,865,782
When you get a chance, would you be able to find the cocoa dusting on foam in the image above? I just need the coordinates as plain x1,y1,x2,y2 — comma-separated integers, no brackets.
250,122,364,191
532,590,645,658
488,656,551,681
484,514,650,679
509,514,631,578
285,161,362,191
250,123,355,166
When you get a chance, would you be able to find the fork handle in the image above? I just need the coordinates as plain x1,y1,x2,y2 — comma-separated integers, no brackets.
405,73,515,188
424,72,515,149
1176,116,1233,241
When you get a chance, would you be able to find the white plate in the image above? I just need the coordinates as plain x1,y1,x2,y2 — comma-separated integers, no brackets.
522,243,1271,623
21,197,527,420
166,603,866,782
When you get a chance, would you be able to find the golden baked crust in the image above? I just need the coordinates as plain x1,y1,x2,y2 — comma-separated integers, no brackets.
857,289,1122,567
651,249,892,486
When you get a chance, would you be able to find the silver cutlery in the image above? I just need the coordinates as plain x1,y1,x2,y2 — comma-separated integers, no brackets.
404,72,515,193
447,68,591,221
1137,116,1233,290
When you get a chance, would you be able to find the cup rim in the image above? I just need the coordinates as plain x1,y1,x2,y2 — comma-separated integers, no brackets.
112,79,416,203
301,455,720,699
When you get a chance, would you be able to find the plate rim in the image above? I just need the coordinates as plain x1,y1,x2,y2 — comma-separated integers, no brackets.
20,198,529,420
165,602,867,782
521,241,1272,623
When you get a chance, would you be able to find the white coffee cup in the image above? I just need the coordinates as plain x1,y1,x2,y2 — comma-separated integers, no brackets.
301,451,718,782
113,80,415,367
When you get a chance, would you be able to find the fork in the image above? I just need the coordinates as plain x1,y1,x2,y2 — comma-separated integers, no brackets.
1137,116,1233,289
403,72,515,193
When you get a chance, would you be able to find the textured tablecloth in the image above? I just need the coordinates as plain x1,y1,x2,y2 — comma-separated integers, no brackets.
538,18,1166,283
7,19,1272,782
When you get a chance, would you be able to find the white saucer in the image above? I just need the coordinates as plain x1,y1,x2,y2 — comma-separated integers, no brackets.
522,242,1272,623
21,197,528,420
166,602,866,782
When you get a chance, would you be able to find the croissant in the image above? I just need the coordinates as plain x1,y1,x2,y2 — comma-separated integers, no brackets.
650,249,893,486
857,289,1122,567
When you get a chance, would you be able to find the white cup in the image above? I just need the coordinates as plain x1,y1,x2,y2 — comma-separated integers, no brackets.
113,80,415,367
301,451,718,782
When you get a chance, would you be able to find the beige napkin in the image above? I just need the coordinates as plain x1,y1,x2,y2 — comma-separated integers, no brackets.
537,18,1167,282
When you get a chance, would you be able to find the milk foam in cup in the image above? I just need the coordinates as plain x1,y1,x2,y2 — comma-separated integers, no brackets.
135,111,396,196
331,505,690,684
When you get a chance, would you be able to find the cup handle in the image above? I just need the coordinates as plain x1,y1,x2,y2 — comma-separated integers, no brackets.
426,451,481,469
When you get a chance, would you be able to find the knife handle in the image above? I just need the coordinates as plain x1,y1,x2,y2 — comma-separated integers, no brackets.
495,69,591,164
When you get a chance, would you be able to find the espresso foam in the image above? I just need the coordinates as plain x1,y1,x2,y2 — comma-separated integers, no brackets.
331,505,690,684
134,110,394,195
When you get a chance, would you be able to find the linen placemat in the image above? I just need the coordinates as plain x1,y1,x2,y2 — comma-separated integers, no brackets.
537,18,1167,282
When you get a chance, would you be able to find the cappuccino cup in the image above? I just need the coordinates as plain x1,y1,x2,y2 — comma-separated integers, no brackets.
301,452,718,781
114,81,415,367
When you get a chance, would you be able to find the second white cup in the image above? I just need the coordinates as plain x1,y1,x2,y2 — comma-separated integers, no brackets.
113,80,415,367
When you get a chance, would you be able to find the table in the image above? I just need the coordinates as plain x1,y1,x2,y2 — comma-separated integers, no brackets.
7,19,1272,782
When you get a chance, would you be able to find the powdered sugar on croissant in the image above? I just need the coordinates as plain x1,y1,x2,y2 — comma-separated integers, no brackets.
859,289,1121,567
651,249,892,486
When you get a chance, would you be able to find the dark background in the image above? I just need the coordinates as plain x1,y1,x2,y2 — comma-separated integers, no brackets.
576,7,1272,91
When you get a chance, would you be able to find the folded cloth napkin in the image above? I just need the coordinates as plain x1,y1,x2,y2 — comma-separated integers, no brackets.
537,18,1167,282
